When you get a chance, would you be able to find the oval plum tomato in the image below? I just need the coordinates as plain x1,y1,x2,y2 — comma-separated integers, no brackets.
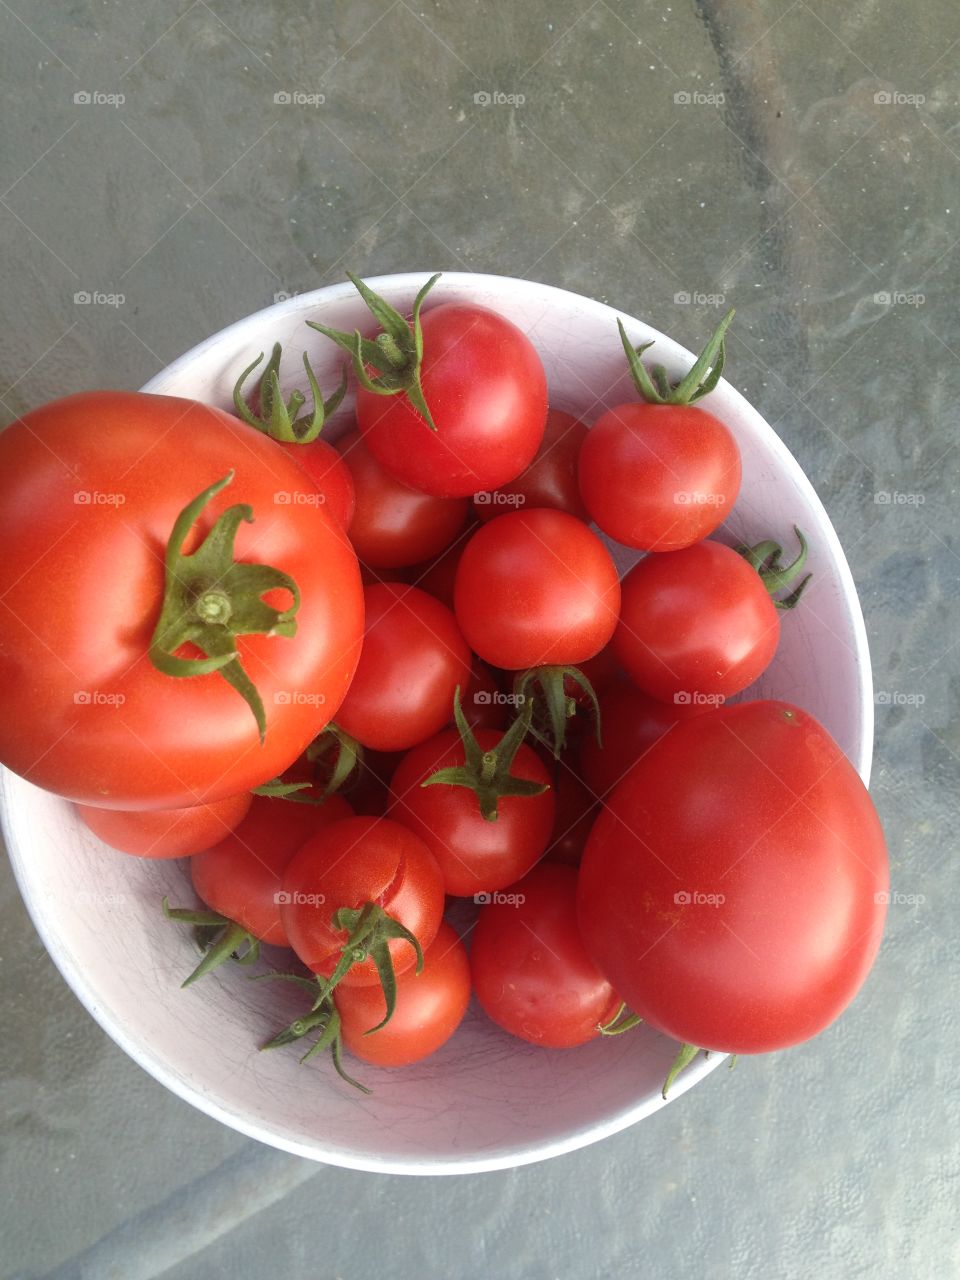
453,509,621,670
336,429,469,568
334,921,470,1067
388,727,554,896
280,816,445,988
473,408,589,523
545,769,597,866
190,793,353,945
614,540,782,704
577,701,889,1055
0,391,363,809
311,277,548,498
471,863,620,1048
578,403,740,551
578,679,710,800
335,583,472,752
76,791,252,859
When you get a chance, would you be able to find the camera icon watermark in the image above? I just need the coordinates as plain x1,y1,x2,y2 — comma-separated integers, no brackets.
473,90,526,107
873,90,925,106
473,491,526,508
273,691,326,707
274,490,326,506
74,490,126,505
273,90,325,107
873,490,925,506
874,889,925,906
74,291,125,308
674,691,725,707
73,90,125,107
674,490,726,506
673,290,726,306
873,290,924,307
273,889,325,905
673,90,724,106
674,889,725,906
473,891,526,905
875,690,925,707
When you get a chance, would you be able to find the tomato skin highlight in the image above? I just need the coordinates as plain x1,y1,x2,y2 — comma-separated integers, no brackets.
578,401,741,551
280,816,445,987
190,793,353,946
336,429,469,568
335,583,472,752
473,408,589,523
614,540,780,704
577,700,889,1055
356,304,548,498
472,863,620,1048
0,391,364,809
76,792,252,859
335,921,470,1067
453,509,621,670
389,728,555,897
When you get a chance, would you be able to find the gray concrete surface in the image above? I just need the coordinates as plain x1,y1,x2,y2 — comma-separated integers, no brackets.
1,1,958,1277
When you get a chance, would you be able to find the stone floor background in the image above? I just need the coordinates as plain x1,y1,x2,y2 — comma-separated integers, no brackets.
1,2,958,1277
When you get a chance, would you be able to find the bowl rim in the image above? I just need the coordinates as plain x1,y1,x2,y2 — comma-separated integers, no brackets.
3,270,874,1174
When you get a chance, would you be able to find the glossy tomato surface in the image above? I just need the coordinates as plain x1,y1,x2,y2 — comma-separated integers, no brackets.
335,921,470,1067
578,401,741,551
473,408,588,523
280,816,445,986
337,428,468,568
453,509,621,670
577,701,889,1054
389,728,555,896
472,863,620,1048
76,791,252,859
190,793,353,945
357,304,548,498
335,583,472,752
0,391,363,809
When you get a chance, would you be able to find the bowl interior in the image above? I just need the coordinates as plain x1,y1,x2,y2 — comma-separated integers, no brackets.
1,273,872,1174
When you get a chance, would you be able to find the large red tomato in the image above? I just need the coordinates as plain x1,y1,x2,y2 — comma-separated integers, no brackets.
76,791,252,859
0,391,363,808
577,701,889,1054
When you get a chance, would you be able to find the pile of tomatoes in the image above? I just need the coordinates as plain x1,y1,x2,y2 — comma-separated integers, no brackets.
0,274,889,1096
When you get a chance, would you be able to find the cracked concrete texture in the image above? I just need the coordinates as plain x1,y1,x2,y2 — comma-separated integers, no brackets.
1,1,958,1277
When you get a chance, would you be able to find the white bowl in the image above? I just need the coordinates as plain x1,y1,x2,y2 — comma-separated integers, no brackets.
1,273,873,1174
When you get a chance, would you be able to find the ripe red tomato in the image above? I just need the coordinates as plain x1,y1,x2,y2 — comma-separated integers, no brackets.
0,391,363,809
76,791,251,859
578,679,709,799
335,921,470,1066
577,701,889,1054
473,408,589,523
355,303,548,498
614,540,780,704
335,583,472,751
190,793,353,945
461,656,508,733
285,438,355,530
280,816,445,987
336,429,469,568
578,404,740,551
453,509,621,670
545,769,597,866
471,863,620,1048
389,727,555,896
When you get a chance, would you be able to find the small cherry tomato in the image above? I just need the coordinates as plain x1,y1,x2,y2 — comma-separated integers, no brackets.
473,408,589,523
471,862,621,1048
335,921,470,1067
336,583,472,752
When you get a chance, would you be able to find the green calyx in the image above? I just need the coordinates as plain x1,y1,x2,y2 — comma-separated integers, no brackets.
251,723,364,805
597,1003,644,1036
662,1042,702,1099
162,896,260,988
307,271,441,430
736,525,811,610
618,307,735,405
257,973,369,1092
313,902,423,1030
148,472,301,743
423,687,550,822
513,665,601,759
232,341,347,444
